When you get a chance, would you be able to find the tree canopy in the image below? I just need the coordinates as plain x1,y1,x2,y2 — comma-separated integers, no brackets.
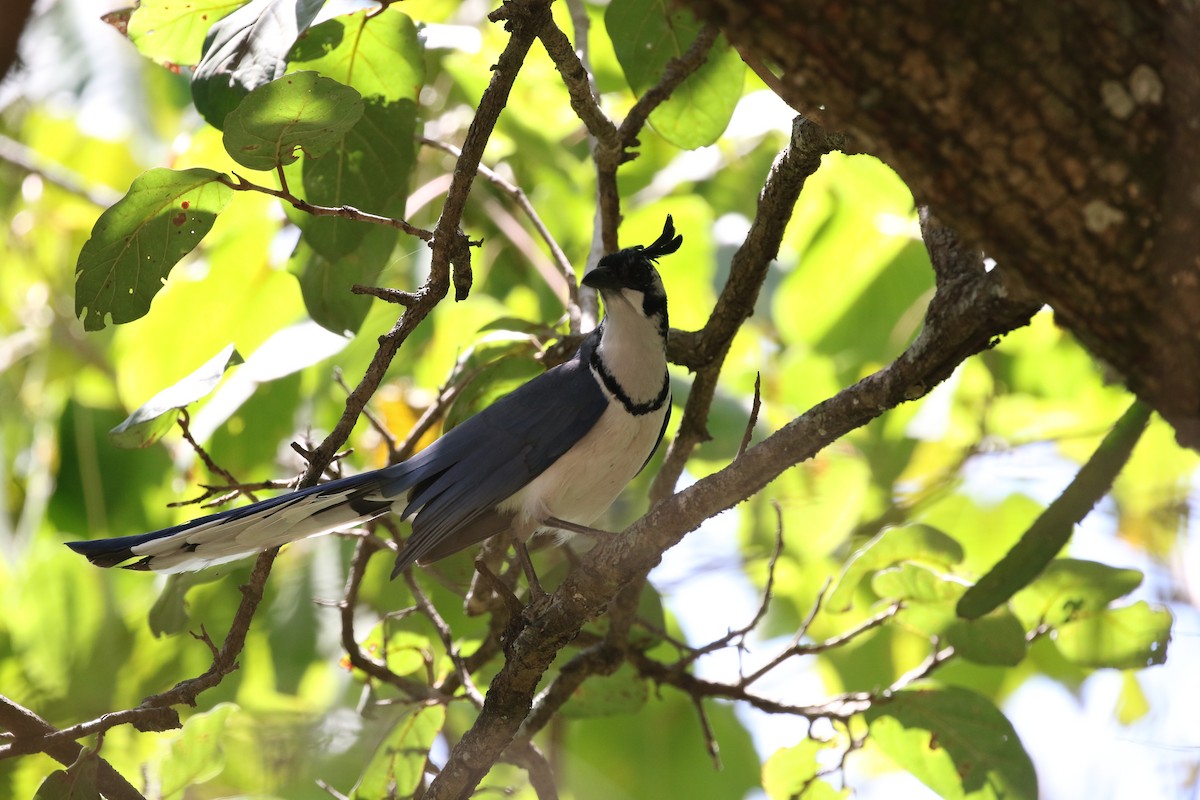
0,1,1196,799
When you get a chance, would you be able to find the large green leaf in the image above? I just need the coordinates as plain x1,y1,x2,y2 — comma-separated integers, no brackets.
33,748,99,800
352,705,446,800
606,0,744,149
867,687,1037,800
161,704,238,799
127,0,248,67
762,739,848,800
561,663,649,718
1054,601,1172,670
1009,558,1144,628
286,7,424,260
75,167,233,330
109,343,242,448
191,0,327,127
288,224,395,335
828,524,964,612
222,71,364,171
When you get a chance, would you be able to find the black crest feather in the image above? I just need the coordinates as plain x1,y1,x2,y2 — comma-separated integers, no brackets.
639,215,683,260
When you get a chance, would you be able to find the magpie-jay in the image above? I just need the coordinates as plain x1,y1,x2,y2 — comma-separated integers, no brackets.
66,217,681,582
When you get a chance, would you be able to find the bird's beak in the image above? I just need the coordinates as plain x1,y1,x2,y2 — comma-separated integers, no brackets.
582,264,620,291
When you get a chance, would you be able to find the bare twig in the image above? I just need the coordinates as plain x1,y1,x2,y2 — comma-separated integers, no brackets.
177,408,259,502
737,373,763,459
691,695,722,770
217,172,433,241
741,602,904,688
673,505,786,671
405,572,486,708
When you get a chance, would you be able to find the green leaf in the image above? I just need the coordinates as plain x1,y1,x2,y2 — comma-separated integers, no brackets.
1009,559,1144,628
1054,601,1172,670
761,739,831,800
348,624,431,681
288,224,395,335
561,663,649,718
222,71,363,171
161,703,238,799
1115,671,1151,725
353,705,446,800
896,597,1027,667
872,563,969,604
148,570,233,637
287,8,423,260
828,524,965,612
75,167,233,330
191,0,327,128
128,0,248,67
957,400,1152,619
606,0,744,149
866,687,1037,800
33,747,100,800
109,343,242,448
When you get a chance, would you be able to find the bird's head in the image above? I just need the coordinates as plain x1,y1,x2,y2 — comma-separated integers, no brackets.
582,215,682,327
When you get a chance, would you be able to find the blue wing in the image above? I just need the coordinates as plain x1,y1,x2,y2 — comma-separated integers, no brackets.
384,333,608,570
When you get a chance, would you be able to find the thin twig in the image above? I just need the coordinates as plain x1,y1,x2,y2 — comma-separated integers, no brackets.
691,695,722,771
177,408,259,502
740,602,904,688
404,572,486,708
737,373,762,459
674,505,786,671
218,172,433,241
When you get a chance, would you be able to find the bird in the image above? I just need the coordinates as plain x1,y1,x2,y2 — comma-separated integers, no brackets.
67,216,681,591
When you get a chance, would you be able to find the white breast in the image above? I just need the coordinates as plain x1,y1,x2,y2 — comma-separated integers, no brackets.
499,394,668,536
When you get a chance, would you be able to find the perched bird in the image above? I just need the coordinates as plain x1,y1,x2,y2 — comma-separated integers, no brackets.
67,217,681,587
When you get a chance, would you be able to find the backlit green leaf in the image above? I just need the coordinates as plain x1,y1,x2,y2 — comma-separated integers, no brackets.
109,343,242,448
287,7,423,260
867,687,1037,800
606,0,743,149
128,0,247,66
353,705,445,800
1009,559,1143,628
191,0,326,127
161,703,238,799
75,167,233,330
1054,601,1171,670
828,524,964,611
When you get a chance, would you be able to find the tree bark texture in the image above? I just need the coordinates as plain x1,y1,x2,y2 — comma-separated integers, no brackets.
683,0,1200,448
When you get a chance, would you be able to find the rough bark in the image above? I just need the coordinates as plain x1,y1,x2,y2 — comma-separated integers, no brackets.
683,0,1200,448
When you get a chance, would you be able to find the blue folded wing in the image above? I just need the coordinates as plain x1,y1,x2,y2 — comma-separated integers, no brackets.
386,335,608,569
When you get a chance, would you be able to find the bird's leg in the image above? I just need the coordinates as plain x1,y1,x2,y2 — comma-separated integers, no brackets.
543,516,614,538
514,539,547,604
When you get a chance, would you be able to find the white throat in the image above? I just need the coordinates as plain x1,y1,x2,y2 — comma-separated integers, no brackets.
594,288,667,405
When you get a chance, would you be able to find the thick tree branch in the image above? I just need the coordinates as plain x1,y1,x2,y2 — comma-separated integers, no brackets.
681,0,1200,447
